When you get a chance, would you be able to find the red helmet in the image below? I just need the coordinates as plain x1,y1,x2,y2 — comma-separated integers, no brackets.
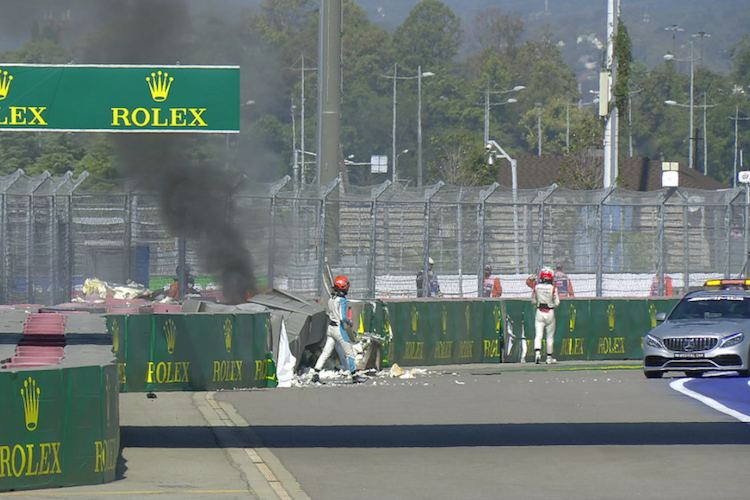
539,268,553,282
334,276,350,293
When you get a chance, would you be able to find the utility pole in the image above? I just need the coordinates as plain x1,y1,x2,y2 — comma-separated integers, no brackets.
730,106,750,187
480,82,525,148
316,0,342,187
692,31,711,67
536,103,543,155
602,0,620,188
298,54,317,186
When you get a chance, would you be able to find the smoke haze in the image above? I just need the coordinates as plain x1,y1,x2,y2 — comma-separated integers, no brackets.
94,0,258,303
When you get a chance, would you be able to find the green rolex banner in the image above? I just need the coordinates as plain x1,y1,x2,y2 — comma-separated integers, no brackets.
107,312,276,392
0,64,239,133
0,364,119,492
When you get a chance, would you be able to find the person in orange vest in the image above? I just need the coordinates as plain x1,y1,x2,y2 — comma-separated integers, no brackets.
482,264,502,297
650,274,673,296
554,263,574,297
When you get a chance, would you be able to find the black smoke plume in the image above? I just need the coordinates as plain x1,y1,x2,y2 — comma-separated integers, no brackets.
98,0,257,303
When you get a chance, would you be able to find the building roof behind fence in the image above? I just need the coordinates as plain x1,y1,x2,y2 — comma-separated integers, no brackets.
496,156,730,191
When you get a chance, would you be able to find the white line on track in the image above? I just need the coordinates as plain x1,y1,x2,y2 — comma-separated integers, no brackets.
670,378,750,424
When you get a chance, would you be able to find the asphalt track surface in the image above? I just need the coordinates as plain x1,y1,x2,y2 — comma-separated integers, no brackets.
3,362,750,500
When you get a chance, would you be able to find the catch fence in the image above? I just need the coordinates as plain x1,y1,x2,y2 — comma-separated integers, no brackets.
1,169,748,305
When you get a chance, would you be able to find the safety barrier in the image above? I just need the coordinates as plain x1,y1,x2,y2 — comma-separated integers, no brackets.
378,300,506,366
107,312,278,392
378,298,679,366
0,364,119,491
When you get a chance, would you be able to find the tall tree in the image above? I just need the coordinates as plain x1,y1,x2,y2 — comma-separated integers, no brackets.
392,0,462,71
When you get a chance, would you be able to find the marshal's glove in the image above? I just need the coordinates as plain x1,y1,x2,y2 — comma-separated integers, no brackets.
525,274,537,288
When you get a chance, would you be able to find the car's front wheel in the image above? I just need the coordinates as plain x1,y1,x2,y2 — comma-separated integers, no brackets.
645,370,663,379
685,370,704,378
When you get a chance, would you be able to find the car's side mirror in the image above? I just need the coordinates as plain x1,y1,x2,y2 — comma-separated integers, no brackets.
655,312,666,322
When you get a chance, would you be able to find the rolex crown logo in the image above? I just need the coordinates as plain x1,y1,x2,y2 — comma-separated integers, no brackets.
0,70,13,100
106,374,111,423
649,304,658,328
164,319,177,354
21,377,40,431
569,304,577,332
607,304,616,331
223,318,233,353
410,306,418,335
493,306,501,334
441,306,447,335
146,70,174,102
465,305,471,332
112,319,120,353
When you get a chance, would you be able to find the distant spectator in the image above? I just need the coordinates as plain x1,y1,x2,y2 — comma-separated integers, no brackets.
416,258,441,297
650,274,673,296
482,264,502,297
554,263,574,297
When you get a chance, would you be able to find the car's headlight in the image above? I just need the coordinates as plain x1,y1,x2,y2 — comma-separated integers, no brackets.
645,334,664,349
720,332,744,348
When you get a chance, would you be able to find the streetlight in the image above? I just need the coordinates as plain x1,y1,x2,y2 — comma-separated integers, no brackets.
536,102,543,155
664,24,684,55
729,106,750,187
664,41,697,169
481,83,525,147
486,140,520,274
692,31,711,67
395,149,411,185
382,64,435,186
563,100,598,151
664,94,716,174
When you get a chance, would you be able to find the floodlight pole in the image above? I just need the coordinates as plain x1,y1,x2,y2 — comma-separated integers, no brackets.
487,140,520,273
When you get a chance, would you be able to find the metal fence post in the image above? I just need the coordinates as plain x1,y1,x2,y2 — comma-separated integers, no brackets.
457,187,464,297
725,189,742,278
659,188,679,295
477,183,499,296
125,186,133,284
534,185,558,274
596,187,615,297
0,191,5,304
421,182,444,297
28,173,49,304
268,176,291,291
369,181,391,298
318,175,342,297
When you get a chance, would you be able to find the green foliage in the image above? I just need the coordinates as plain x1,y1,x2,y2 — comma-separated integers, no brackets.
613,18,633,119
730,36,750,90
0,39,69,64
0,0,747,190
428,127,492,186
392,0,463,71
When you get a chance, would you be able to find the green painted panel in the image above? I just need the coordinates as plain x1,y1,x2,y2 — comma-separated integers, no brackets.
0,365,119,492
108,312,275,392
555,300,591,361
481,301,504,363
0,64,239,132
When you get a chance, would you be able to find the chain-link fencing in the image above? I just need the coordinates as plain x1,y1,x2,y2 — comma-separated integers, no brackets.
1,169,748,305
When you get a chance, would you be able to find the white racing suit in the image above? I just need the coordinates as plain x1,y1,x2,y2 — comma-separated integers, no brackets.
315,292,356,373
531,282,561,356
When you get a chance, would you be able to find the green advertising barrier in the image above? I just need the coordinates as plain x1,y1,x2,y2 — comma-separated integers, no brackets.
0,64,239,133
107,313,277,392
498,298,680,362
0,364,119,492
382,298,679,365
380,300,503,367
